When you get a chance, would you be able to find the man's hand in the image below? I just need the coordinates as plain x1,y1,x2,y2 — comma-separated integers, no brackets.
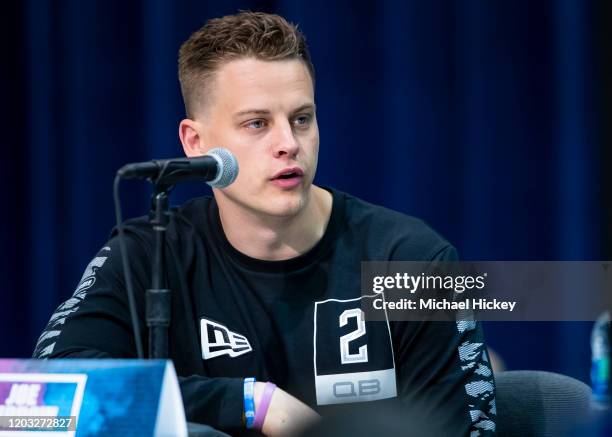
254,382,320,437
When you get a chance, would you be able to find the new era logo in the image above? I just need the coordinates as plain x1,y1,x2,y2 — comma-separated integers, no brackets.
200,318,252,360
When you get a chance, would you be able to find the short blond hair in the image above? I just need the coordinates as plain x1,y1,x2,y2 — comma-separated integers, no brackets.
178,11,315,117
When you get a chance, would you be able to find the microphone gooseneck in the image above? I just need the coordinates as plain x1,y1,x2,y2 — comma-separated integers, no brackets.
116,147,239,189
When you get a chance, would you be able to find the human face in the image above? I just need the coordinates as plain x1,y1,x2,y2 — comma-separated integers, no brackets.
186,57,319,219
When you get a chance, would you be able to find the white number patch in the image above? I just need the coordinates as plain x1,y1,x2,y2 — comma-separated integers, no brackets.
313,296,397,406
339,308,368,364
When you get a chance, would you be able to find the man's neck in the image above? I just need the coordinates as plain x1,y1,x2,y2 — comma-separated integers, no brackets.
216,186,333,261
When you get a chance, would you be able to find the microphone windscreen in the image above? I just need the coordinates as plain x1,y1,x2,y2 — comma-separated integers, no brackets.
207,148,239,188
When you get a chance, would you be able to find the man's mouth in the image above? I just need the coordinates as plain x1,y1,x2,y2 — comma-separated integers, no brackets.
270,167,305,188
276,172,298,179
271,167,304,180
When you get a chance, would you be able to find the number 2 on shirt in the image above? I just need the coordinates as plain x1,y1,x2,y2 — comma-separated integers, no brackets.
339,308,368,364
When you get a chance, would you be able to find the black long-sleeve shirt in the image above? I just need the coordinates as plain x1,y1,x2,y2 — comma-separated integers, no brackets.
33,188,496,436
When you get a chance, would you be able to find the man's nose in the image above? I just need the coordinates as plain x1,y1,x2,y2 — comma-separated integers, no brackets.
272,120,300,159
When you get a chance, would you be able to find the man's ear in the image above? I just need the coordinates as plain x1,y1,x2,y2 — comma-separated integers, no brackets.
179,119,206,157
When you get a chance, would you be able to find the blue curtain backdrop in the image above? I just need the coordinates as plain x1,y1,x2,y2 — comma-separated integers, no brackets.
0,0,605,385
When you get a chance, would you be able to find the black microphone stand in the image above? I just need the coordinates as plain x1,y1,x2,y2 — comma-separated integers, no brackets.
147,180,231,437
115,151,237,360
147,185,173,359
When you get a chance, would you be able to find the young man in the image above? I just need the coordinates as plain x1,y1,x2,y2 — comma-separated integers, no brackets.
34,12,496,436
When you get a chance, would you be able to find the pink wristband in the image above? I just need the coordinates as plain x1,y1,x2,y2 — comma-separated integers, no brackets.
252,382,277,431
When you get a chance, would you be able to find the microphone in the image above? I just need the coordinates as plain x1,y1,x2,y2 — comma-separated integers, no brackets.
117,147,239,188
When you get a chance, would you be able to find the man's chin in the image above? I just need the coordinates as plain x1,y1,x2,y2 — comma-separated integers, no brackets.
264,197,307,218
215,185,311,219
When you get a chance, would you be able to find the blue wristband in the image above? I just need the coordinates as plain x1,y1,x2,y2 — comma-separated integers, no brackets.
243,377,256,429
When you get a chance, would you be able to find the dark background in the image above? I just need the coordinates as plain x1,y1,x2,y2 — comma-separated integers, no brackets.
1,0,610,386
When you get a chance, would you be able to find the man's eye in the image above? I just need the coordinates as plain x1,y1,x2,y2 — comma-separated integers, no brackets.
293,114,312,127
245,119,266,130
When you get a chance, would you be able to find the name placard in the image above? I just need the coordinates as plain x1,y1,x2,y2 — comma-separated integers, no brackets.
0,359,187,436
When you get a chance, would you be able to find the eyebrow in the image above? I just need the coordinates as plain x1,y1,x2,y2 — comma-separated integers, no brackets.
233,103,316,120
292,103,316,115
